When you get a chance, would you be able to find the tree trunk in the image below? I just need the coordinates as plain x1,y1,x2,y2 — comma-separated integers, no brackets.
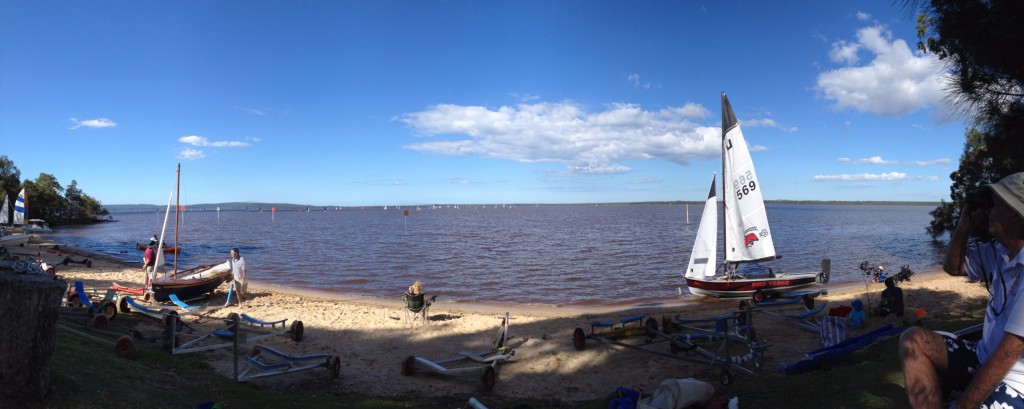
0,272,66,401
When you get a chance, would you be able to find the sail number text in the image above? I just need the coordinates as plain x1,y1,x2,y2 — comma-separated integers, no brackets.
733,171,757,201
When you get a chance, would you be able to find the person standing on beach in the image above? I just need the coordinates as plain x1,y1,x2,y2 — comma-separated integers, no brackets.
900,172,1024,409
228,247,247,305
142,240,157,287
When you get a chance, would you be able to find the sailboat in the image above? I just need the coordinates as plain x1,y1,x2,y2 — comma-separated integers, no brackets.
0,194,30,247
684,93,824,299
150,164,232,302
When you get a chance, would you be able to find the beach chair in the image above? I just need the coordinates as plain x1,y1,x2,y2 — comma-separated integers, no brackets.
403,292,433,325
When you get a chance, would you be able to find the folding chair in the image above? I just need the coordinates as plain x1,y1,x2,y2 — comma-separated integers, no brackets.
403,292,432,325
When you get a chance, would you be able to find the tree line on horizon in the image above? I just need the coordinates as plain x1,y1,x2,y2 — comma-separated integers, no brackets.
0,156,108,226
909,1,1024,239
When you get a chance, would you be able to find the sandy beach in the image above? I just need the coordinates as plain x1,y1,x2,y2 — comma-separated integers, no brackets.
17,240,990,404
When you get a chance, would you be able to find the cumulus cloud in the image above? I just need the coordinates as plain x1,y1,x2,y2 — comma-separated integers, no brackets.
69,117,116,130
837,156,949,166
816,25,953,120
178,135,257,147
813,172,939,181
399,101,726,175
178,148,205,160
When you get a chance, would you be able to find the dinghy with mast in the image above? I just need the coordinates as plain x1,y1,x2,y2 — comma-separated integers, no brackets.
684,93,826,300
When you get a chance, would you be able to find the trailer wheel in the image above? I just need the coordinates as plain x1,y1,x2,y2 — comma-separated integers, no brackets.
572,328,586,351
720,370,732,386
115,336,135,358
118,297,131,313
752,290,766,303
644,317,658,332
401,355,416,376
290,320,304,341
481,366,496,391
91,314,109,330
328,356,341,379
100,300,117,321
69,293,82,308
802,294,815,310
227,312,240,323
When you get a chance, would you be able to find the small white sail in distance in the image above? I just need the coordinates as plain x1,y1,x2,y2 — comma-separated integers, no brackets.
0,195,8,225
13,188,26,225
685,174,718,280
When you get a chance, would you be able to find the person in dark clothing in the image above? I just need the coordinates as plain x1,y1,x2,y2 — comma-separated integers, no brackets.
876,277,904,317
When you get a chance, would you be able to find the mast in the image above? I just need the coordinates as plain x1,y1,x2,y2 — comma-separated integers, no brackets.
174,163,180,275
720,92,729,273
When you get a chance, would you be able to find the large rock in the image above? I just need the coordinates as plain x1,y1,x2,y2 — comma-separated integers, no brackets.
0,271,66,400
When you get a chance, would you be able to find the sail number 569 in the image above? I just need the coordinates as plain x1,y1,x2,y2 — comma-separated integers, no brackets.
734,171,757,200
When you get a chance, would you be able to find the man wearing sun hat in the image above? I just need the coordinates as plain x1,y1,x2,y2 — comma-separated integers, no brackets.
901,172,1024,409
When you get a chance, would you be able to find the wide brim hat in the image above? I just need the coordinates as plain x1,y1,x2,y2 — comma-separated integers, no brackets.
986,172,1024,220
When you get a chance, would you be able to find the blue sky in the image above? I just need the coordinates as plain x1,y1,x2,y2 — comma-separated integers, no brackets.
1,1,967,207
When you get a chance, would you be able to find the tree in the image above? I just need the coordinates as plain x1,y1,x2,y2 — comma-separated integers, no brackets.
910,0,1024,238
24,173,67,222
63,180,108,223
0,155,20,212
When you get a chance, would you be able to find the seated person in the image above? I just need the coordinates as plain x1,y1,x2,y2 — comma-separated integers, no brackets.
874,277,904,317
408,281,423,296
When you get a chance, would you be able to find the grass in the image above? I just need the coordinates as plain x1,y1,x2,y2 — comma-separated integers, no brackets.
13,308,985,409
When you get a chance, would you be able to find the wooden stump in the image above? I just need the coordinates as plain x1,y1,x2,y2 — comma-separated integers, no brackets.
0,271,66,401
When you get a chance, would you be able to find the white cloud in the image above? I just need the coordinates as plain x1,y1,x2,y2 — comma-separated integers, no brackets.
816,25,953,120
743,118,797,133
69,117,116,130
627,73,660,90
399,101,724,175
813,172,938,181
855,11,871,22
837,156,949,166
178,148,205,160
178,135,254,148
838,156,897,165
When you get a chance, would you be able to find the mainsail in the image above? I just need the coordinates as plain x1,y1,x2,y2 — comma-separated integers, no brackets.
1,195,8,225
685,174,718,280
721,93,776,263
13,189,26,225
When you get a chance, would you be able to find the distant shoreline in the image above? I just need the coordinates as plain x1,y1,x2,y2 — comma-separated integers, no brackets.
102,200,941,213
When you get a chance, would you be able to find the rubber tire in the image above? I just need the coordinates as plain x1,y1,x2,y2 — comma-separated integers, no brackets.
290,320,304,341
118,297,131,313
802,294,815,310
70,293,83,308
644,317,658,332
720,370,732,386
100,301,117,321
481,365,496,392
328,356,341,379
91,314,109,330
572,328,586,351
752,290,766,303
401,355,416,376
115,336,135,358
227,312,240,324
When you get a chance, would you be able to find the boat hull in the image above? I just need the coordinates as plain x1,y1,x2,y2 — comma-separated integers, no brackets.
137,243,181,254
685,273,820,299
151,262,231,302
0,233,30,247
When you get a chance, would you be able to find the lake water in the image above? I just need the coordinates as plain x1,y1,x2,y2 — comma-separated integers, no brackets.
43,203,947,306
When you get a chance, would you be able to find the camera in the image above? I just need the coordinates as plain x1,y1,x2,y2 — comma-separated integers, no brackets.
966,189,994,209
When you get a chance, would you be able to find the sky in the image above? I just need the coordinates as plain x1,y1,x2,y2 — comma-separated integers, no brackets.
0,1,970,207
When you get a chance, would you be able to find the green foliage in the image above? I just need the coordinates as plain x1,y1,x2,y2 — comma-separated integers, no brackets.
0,157,108,225
910,0,1024,238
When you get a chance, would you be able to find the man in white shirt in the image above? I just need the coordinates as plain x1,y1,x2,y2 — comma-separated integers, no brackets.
229,247,247,305
901,172,1024,408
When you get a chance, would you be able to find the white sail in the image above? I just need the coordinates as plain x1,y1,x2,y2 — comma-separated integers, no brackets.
13,189,26,225
0,195,8,225
685,174,718,280
721,93,776,263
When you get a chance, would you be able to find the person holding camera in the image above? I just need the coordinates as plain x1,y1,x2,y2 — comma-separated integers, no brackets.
900,172,1024,409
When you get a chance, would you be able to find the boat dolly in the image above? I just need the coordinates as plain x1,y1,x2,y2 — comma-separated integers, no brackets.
401,312,516,391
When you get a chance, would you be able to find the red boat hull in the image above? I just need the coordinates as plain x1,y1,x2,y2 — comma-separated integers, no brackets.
685,273,820,299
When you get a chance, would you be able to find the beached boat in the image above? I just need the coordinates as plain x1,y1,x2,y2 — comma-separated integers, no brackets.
151,261,232,302
22,219,53,233
683,93,825,300
136,243,181,254
0,230,30,247
148,163,231,302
